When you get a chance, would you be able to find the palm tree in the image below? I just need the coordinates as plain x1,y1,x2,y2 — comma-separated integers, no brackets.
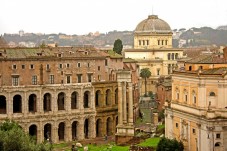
140,68,151,96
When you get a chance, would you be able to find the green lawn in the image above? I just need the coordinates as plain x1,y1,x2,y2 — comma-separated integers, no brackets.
53,137,160,151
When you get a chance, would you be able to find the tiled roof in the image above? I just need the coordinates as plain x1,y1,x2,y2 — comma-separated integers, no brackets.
0,47,108,59
186,54,227,64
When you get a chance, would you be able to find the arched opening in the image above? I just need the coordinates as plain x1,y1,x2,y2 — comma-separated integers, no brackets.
106,89,111,106
96,119,102,137
189,66,192,71
58,122,65,141
44,123,51,141
58,92,65,110
29,124,37,140
210,92,216,96
43,93,51,111
84,119,89,139
106,117,112,136
72,121,78,140
28,94,37,112
13,95,22,113
215,142,221,147
71,92,78,109
0,95,6,114
115,89,118,104
95,90,101,107
84,91,90,108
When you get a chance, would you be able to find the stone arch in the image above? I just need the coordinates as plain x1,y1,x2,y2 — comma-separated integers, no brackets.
215,142,221,147
209,92,216,96
29,124,37,139
84,119,89,138
0,95,6,114
72,121,79,140
13,94,22,113
106,117,113,136
95,90,101,107
28,94,37,112
84,91,90,108
96,119,102,137
115,88,118,104
58,122,65,141
44,123,52,141
105,89,111,106
58,92,65,110
71,91,79,109
43,93,51,111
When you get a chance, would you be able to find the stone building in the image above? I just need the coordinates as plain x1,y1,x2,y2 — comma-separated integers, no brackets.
165,47,227,151
124,15,183,94
0,46,139,143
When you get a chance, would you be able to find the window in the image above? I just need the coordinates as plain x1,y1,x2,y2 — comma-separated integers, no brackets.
87,63,90,68
189,66,192,71
87,74,92,82
46,64,50,70
165,40,168,45
77,62,81,68
199,66,203,70
143,40,145,45
192,128,196,134
12,77,19,86
12,64,17,69
157,68,160,76
22,65,25,69
172,53,174,60
49,75,54,84
66,75,71,84
158,40,160,45
168,53,171,60
66,63,70,68
216,133,221,139
147,40,149,45
32,75,37,85
105,59,108,66
175,53,179,59
176,92,179,100
98,66,100,71
193,95,196,104
30,64,34,69
77,74,82,83
185,94,188,102
98,75,101,81
176,123,178,128
59,64,63,69
162,40,164,45
139,40,141,45
210,92,215,96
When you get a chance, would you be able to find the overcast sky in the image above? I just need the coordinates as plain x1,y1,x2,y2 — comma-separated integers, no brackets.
1,0,227,35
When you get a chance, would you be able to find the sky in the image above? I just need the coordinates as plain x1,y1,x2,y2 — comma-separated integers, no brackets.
1,0,227,35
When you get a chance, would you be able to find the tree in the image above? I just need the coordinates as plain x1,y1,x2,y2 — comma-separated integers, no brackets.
113,39,123,54
156,137,184,151
140,68,151,96
0,120,51,151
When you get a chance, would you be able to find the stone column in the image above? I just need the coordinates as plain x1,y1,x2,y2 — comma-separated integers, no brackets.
79,88,84,110
23,92,28,115
38,90,42,113
77,118,84,140
89,116,96,139
53,90,57,112
52,125,58,143
7,93,12,117
123,82,127,124
37,124,43,143
66,91,71,112
128,82,133,125
117,82,123,125
102,92,105,107
65,121,71,142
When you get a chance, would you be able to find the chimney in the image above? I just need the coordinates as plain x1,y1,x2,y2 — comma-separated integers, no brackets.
223,47,227,60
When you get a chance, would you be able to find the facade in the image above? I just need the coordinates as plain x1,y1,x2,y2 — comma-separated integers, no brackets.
124,15,183,94
165,48,227,151
0,47,139,143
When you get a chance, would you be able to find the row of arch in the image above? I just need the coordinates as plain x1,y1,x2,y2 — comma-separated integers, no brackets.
27,116,118,142
0,88,119,114
0,91,91,114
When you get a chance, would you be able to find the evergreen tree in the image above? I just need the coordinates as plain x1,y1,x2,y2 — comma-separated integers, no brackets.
113,39,123,54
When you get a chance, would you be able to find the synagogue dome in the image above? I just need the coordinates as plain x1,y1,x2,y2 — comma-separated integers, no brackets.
135,15,172,33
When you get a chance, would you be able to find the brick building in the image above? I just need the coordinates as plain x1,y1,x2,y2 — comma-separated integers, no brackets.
0,46,139,143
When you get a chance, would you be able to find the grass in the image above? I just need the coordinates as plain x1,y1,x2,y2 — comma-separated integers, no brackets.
53,137,160,151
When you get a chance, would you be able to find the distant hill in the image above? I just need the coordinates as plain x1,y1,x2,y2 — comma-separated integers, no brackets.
3,26,227,48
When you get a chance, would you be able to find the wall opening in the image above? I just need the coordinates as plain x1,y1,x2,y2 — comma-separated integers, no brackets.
58,92,65,110
13,95,22,113
29,124,37,140
29,94,37,112
72,121,78,140
106,117,112,136
71,92,78,109
95,90,101,107
96,119,102,137
0,95,6,114
84,91,90,108
43,93,51,111
84,119,89,139
106,89,111,106
44,123,52,141
58,122,65,141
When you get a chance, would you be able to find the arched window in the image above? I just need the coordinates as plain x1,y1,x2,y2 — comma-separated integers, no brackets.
210,92,215,96
95,90,101,107
215,142,221,147
0,95,6,114
57,92,65,110
84,91,90,108
105,89,111,106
